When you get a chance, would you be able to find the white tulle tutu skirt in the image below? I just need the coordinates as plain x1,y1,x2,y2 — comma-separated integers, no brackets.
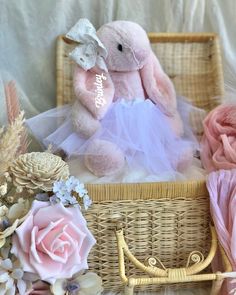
27,98,205,182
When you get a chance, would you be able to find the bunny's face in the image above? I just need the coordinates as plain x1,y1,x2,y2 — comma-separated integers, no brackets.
97,21,151,72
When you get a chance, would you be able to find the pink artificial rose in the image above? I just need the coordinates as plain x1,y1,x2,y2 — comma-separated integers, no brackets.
11,201,96,283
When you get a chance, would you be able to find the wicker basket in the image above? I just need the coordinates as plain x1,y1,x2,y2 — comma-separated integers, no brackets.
56,33,225,292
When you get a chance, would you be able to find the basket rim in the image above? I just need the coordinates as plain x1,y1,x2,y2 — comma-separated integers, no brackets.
148,32,219,42
57,32,219,44
86,180,208,202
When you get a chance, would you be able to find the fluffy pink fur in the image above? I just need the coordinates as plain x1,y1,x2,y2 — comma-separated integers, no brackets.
72,100,101,138
84,139,125,176
73,20,184,176
73,66,114,120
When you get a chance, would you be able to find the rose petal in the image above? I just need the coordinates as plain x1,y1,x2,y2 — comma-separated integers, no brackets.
77,227,96,263
63,247,88,276
11,235,35,273
15,215,33,252
36,218,65,245
33,203,72,229
65,222,86,252
30,201,49,216
28,250,63,283
51,235,70,253
30,226,42,264
37,224,71,263
39,241,69,264
58,230,78,257
69,207,87,227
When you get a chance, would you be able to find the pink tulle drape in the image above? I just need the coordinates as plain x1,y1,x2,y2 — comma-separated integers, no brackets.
207,169,236,294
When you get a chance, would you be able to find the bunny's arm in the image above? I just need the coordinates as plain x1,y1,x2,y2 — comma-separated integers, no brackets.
73,65,115,120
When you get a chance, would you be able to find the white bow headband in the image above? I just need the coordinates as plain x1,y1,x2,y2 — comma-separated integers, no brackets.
66,18,108,72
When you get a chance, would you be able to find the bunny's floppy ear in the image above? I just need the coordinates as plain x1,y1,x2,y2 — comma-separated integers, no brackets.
140,51,184,136
140,51,177,116
73,66,114,120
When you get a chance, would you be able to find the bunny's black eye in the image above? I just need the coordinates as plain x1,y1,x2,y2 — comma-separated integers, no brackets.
117,44,123,52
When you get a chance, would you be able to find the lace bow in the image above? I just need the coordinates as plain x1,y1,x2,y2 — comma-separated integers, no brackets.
66,18,108,72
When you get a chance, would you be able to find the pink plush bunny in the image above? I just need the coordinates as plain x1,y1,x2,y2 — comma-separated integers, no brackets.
71,20,185,176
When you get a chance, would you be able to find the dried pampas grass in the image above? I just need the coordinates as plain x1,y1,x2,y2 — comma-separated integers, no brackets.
4,80,29,154
4,80,20,124
0,80,30,175
0,112,25,174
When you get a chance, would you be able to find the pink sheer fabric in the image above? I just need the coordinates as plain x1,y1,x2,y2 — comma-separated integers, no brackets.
207,169,236,294
201,104,236,172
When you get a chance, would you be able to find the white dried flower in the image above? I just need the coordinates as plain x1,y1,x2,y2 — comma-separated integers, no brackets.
0,219,20,248
8,198,30,222
10,152,69,192
51,272,103,295
0,206,9,219
0,199,29,248
3,173,9,178
0,183,8,196
51,176,92,209
0,257,28,295
3,173,12,183
6,196,14,204
16,186,23,193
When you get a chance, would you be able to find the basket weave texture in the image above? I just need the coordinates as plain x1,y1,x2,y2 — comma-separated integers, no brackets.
84,181,212,292
56,33,224,292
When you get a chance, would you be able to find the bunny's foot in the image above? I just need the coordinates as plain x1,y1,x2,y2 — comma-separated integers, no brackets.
84,139,125,176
